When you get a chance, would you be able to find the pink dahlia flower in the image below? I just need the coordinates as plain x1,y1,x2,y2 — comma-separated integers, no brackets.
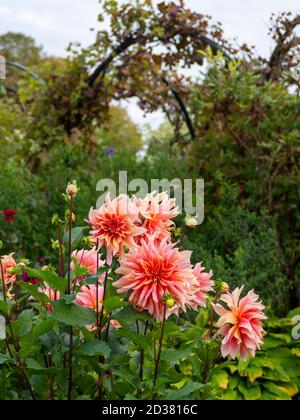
133,192,179,243
87,194,145,264
186,263,214,309
0,254,17,285
213,287,267,360
38,284,61,313
113,236,194,321
75,284,104,311
71,248,105,283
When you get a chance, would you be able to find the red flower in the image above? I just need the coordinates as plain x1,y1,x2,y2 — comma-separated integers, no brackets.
2,209,17,224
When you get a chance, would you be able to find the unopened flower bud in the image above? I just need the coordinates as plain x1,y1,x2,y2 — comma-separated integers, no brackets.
220,282,230,293
185,215,198,228
65,210,76,223
66,181,79,197
52,213,62,226
0,241,3,250
51,239,60,250
166,298,175,308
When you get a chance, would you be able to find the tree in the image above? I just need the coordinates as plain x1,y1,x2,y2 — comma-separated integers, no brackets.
97,106,142,153
0,32,43,66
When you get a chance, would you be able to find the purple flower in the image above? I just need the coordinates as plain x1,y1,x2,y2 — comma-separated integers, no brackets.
105,147,115,157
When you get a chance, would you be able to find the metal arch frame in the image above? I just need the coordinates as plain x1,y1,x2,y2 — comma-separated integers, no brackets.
6,60,46,86
4,35,231,142
87,34,231,142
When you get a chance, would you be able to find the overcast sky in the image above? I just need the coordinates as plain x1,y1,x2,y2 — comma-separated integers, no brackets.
1,0,299,127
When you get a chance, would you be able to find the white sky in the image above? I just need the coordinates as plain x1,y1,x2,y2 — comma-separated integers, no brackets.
0,0,299,128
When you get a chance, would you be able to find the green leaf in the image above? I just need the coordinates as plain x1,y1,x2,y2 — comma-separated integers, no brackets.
52,300,95,327
64,227,88,249
79,340,111,358
113,328,150,354
161,347,192,364
30,320,56,341
26,358,44,370
0,300,10,315
211,370,229,390
164,382,204,400
247,366,263,382
14,309,33,337
104,296,127,312
0,354,10,365
16,281,49,305
114,306,152,324
25,268,67,294
238,383,261,400
263,383,291,400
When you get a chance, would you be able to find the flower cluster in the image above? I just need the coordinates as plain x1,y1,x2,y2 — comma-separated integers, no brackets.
0,190,266,361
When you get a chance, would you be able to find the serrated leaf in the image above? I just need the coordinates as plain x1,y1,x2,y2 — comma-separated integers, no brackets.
52,300,95,326
104,296,127,312
79,340,111,358
113,328,150,354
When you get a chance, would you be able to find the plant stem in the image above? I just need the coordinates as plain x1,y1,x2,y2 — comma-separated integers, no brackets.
47,353,54,400
179,224,187,249
98,269,108,334
209,291,219,338
67,327,73,401
57,224,65,278
98,266,108,400
67,196,73,295
139,320,148,381
152,305,166,400
0,255,7,303
67,195,73,401
96,241,100,336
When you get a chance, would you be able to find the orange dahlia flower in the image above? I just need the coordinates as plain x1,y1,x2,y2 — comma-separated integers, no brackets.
87,194,145,264
113,236,194,321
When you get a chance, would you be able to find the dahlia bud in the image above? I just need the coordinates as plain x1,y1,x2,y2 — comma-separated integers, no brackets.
66,181,79,197
162,292,175,308
220,282,230,293
0,240,3,250
65,210,76,223
51,213,63,226
82,236,93,248
51,239,60,250
185,215,198,228
166,298,175,308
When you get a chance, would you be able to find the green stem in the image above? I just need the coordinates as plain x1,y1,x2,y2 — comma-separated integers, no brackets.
152,305,166,400
67,195,73,401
